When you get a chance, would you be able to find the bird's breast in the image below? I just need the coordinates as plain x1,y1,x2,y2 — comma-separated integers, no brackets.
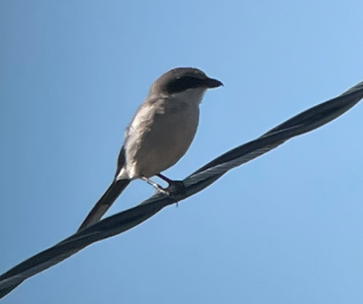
126,99,200,178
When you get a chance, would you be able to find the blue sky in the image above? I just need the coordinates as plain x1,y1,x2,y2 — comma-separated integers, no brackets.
1,1,363,303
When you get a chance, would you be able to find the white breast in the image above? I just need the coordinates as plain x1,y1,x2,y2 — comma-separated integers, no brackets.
118,88,205,180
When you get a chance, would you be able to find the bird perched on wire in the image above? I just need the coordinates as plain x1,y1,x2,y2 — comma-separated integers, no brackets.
78,67,223,231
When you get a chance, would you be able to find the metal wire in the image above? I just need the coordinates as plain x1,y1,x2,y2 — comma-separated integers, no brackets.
1,80,363,299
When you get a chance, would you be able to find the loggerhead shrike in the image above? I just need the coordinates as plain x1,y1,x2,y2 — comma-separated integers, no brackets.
78,67,223,231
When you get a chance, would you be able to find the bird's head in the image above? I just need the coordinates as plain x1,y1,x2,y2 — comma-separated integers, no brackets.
149,67,223,97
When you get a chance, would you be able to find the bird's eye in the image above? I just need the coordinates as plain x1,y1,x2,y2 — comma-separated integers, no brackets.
165,76,203,94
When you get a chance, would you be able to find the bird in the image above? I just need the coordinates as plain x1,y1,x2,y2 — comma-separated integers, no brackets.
78,67,223,231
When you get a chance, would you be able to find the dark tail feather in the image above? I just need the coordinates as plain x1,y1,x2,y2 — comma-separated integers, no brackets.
78,179,131,231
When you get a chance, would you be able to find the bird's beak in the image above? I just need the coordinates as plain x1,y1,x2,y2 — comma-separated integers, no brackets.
204,77,224,88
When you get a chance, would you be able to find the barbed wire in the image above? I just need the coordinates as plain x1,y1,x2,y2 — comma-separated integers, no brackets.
1,80,363,299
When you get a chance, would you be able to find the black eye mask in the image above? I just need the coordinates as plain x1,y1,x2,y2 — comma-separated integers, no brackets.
165,76,206,94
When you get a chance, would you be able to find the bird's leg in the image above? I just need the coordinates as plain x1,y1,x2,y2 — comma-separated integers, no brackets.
156,173,174,184
140,176,168,194
140,174,185,197
157,173,185,192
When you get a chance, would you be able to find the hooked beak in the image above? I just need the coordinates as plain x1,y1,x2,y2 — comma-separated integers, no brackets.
203,77,224,89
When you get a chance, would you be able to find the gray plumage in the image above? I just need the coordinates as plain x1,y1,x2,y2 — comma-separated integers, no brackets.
78,67,222,231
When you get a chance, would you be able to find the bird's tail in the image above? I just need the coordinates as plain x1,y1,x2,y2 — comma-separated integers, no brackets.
77,179,131,231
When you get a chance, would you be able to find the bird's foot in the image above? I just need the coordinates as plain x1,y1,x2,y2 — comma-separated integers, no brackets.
141,174,185,197
165,180,185,193
157,174,185,194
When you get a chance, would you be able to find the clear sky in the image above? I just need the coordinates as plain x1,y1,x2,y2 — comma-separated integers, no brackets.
1,1,363,303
